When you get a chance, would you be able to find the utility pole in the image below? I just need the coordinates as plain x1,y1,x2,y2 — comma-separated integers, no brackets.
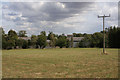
98,14,110,54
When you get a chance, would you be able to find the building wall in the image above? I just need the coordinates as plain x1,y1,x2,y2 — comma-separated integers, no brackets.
73,42,79,48
67,35,84,48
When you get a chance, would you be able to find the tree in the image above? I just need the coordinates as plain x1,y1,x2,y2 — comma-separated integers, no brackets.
79,34,92,48
2,36,7,49
91,32,103,48
31,35,37,48
56,36,67,48
117,27,120,48
16,39,29,49
70,36,73,48
73,33,76,37
83,33,87,37
18,30,27,37
48,32,56,47
8,29,18,40
1,28,8,49
7,29,18,49
37,35,47,49
79,40,84,48
66,39,70,48
7,39,15,49
41,31,46,36
107,26,120,48
28,40,32,48
37,31,47,49
16,39,24,48
78,32,103,48
22,40,28,49
73,33,82,37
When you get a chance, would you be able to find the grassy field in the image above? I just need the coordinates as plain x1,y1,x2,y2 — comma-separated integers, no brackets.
2,48,118,78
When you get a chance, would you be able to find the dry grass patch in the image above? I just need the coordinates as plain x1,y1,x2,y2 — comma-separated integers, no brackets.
2,48,118,78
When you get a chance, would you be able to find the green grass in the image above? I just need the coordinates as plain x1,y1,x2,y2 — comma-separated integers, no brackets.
2,48,118,78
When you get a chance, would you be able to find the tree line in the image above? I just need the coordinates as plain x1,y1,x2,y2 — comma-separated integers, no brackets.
78,26,120,48
1,26,120,49
2,29,70,49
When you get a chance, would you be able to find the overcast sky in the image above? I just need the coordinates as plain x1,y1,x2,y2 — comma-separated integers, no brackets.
1,2,118,36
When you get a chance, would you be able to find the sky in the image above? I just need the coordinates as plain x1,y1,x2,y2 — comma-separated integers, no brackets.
1,2,118,36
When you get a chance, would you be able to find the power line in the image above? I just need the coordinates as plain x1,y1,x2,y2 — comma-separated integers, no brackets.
98,14,110,54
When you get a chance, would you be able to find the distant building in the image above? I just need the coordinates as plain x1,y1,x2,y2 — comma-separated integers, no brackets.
67,35,84,48
18,35,84,48
18,37,31,40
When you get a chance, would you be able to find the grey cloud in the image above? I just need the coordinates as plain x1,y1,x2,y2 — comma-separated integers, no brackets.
6,2,94,22
2,2,118,35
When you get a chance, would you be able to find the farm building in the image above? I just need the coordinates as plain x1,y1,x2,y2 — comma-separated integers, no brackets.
18,37,31,40
67,35,84,48
18,35,84,48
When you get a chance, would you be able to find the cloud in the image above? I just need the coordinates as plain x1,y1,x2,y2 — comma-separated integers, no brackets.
5,2,95,22
2,2,118,35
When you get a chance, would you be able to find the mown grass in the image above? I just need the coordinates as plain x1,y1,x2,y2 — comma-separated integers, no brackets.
2,48,118,78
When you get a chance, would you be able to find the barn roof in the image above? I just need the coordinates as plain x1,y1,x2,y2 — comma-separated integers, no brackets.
18,37,31,40
67,36,84,42
73,37,84,42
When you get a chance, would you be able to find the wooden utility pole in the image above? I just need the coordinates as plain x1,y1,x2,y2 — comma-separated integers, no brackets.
98,14,110,54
